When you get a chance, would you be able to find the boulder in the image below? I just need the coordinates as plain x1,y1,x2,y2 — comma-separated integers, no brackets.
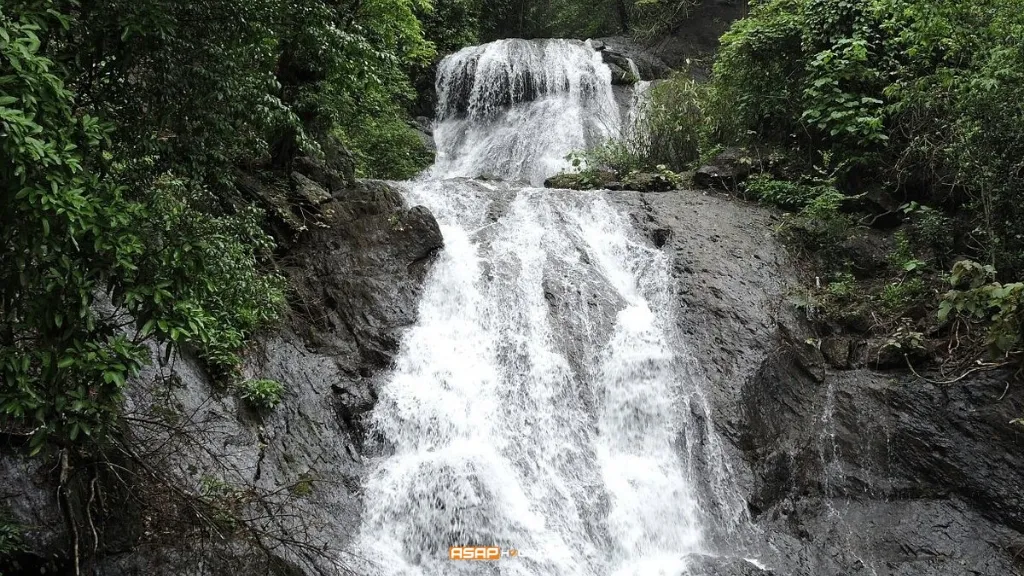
621,171,677,191
840,229,893,277
606,62,638,85
290,171,332,206
694,147,764,191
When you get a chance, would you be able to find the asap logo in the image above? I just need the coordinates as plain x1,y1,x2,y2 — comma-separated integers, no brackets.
448,546,520,561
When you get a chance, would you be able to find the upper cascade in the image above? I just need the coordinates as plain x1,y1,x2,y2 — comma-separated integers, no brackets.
428,39,623,186
436,38,608,121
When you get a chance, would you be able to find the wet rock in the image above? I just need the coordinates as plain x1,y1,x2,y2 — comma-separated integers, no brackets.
694,147,765,191
618,189,1024,576
592,36,672,80
290,172,332,206
849,187,904,229
686,554,777,575
820,336,853,369
606,61,638,85
544,170,616,190
293,154,350,195
841,229,893,277
0,179,443,576
646,0,750,74
622,171,677,192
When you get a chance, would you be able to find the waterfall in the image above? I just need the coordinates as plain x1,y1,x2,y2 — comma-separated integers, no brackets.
428,39,622,186
348,39,751,576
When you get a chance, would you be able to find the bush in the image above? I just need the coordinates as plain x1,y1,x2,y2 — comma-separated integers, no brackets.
239,379,285,411
340,96,435,180
0,515,23,560
639,75,708,170
881,277,928,314
746,176,833,211
704,0,1024,279
939,261,1024,355
0,10,285,452
129,176,287,375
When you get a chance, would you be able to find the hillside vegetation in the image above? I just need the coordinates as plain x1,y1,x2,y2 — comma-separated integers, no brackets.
596,0,1024,370
0,0,481,457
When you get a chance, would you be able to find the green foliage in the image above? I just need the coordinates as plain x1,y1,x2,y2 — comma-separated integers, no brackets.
628,0,700,40
476,0,697,40
705,0,1024,279
638,75,707,170
0,514,24,561
800,37,886,147
939,260,1024,355
706,0,805,145
580,141,646,176
239,379,285,411
794,187,853,249
881,277,927,313
883,319,927,356
557,145,682,191
746,176,833,211
0,9,147,452
129,176,286,374
343,115,435,180
901,202,954,264
827,272,857,299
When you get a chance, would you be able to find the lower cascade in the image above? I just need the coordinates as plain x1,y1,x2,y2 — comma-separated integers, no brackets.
349,39,750,575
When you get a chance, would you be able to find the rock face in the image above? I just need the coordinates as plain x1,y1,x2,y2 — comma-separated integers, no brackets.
619,189,1024,576
0,176,443,576
6,180,1023,576
648,0,751,77
592,35,672,81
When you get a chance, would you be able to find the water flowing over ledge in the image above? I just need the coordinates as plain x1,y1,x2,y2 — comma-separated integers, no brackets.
428,39,623,186
349,38,752,576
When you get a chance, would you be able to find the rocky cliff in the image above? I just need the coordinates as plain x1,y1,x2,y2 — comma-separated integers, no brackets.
0,174,443,575
623,189,1024,576
4,182,1022,576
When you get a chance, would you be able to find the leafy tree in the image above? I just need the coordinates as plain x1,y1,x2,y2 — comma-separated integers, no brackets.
703,0,1024,275
0,6,288,452
1,7,148,452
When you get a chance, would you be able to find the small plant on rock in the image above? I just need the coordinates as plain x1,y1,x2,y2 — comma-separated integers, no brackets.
238,379,285,411
0,514,24,561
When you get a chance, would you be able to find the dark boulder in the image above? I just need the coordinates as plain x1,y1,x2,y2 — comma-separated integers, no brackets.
606,61,638,85
840,229,893,277
621,171,677,192
694,147,766,191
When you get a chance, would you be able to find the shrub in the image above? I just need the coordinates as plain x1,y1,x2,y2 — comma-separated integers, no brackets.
633,74,708,171
881,277,928,314
341,109,435,180
705,0,1024,278
239,379,285,411
939,260,1024,355
0,515,23,560
746,176,832,211
130,176,287,376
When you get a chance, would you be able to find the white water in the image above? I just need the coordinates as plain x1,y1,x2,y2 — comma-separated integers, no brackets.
349,39,749,576
429,39,622,186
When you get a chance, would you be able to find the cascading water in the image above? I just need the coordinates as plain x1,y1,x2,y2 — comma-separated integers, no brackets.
428,39,622,186
349,39,753,576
